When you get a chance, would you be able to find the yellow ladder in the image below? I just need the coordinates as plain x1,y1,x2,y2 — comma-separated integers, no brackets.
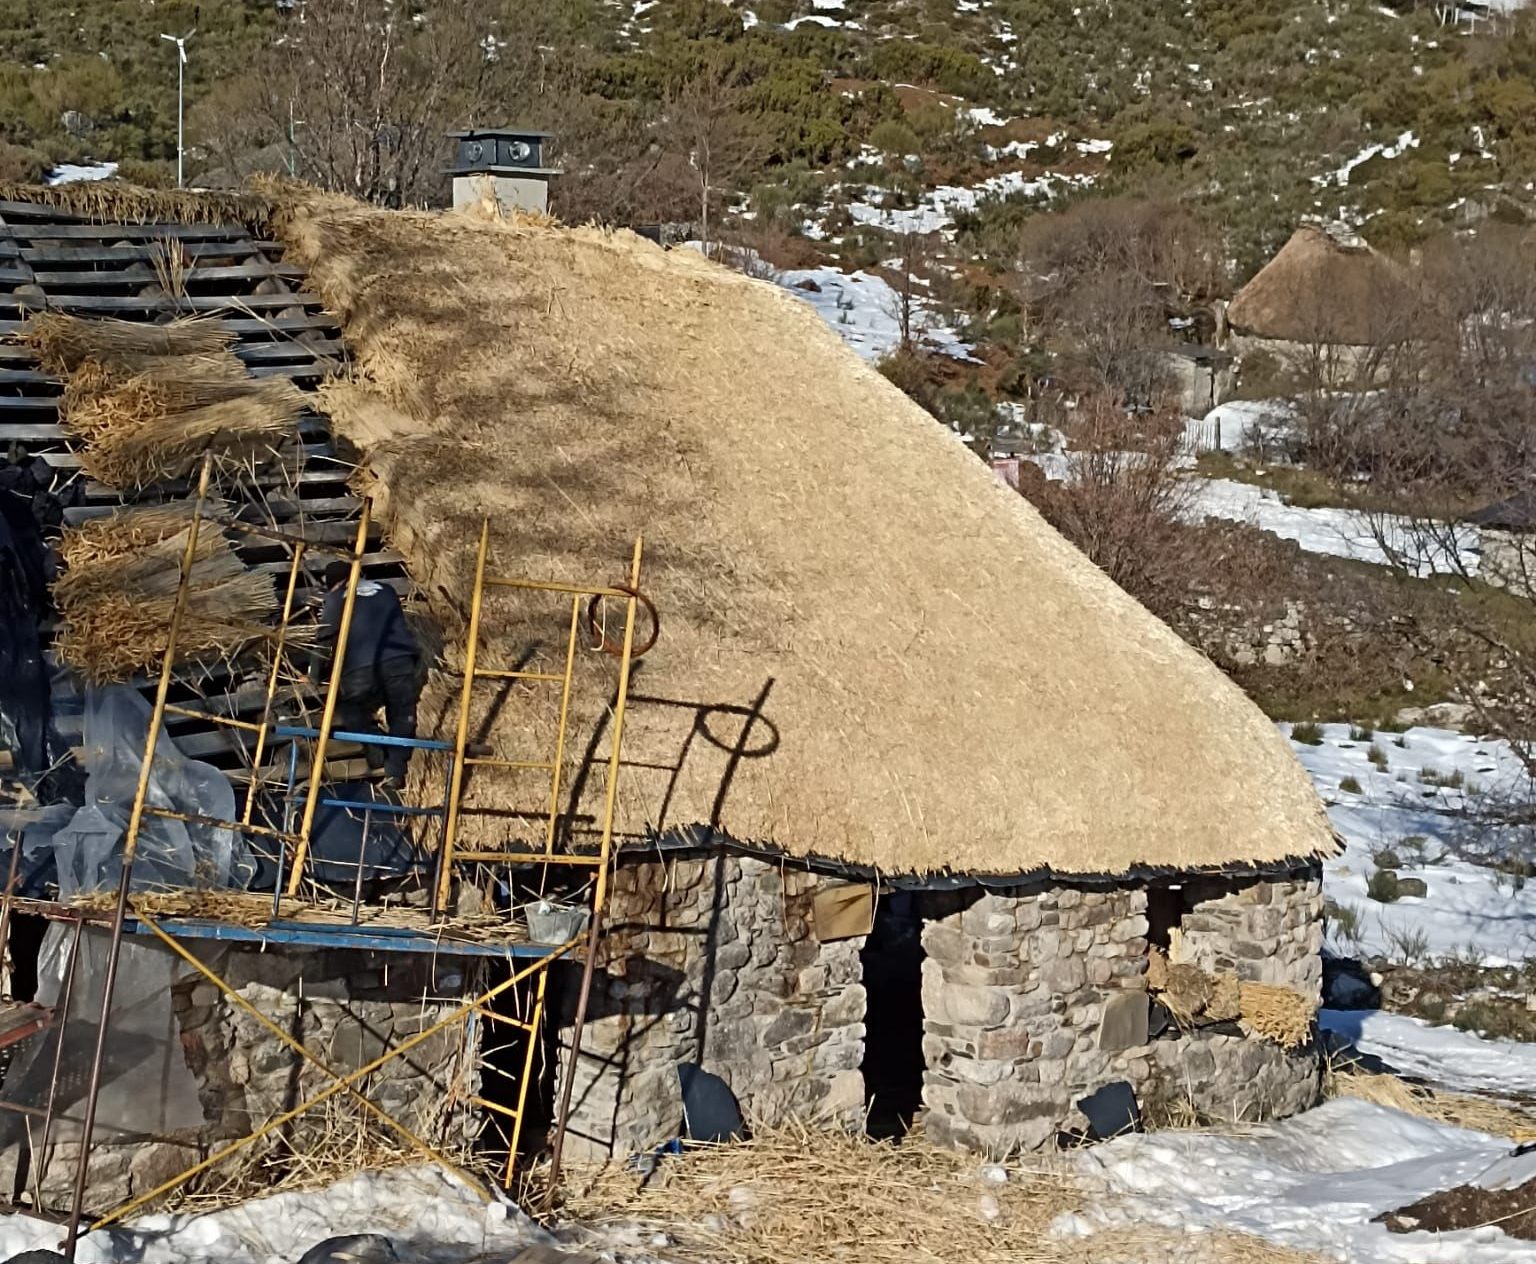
436,517,652,1181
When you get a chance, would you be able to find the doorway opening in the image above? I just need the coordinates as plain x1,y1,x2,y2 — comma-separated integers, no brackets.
860,891,927,1139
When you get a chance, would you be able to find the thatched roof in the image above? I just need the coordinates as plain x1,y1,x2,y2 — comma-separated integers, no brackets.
1227,225,1413,346
276,193,1333,879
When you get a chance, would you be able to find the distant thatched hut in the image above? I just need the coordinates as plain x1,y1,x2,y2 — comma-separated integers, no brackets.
1224,225,1414,380
280,193,1335,1158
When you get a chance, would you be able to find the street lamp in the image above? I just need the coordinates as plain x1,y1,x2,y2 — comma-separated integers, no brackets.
160,28,196,189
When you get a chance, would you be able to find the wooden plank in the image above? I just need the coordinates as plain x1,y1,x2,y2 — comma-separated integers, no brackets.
237,338,345,363
0,397,59,413
20,241,283,264
0,368,57,385
0,312,339,337
0,221,250,241
26,262,307,287
0,292,324,313
0,265,34,284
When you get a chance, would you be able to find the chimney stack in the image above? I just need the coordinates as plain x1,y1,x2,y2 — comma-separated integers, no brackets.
447,128,558,215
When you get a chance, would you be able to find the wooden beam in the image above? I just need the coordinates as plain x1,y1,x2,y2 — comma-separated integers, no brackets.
0,220,253,241
0,292,324,313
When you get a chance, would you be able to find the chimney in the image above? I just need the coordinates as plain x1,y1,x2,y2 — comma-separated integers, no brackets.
447,128,558,215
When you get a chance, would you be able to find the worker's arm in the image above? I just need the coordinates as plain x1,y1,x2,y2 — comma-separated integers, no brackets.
309,587,342,680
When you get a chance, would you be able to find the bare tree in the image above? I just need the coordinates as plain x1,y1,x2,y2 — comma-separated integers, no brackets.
1014,197,1221,403
664,56,760,250
883,226,935,352
1022,394,1198,610
195,0,508,206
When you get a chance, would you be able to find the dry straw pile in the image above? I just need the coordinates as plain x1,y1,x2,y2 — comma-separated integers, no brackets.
54,502,277,682
1147,949,1314,1048
558,1121,1326,1264
1327,1064,1536,1141
277,194,1333,877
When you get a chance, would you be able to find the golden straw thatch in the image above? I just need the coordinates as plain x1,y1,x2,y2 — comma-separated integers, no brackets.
0,181,273,230
22,313,237,374
1226,225,1414,346
277,192,1334,878
54,507,277,682
59,361,306,488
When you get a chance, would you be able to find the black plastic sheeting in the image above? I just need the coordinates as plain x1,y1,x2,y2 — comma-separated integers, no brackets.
0,458,63,781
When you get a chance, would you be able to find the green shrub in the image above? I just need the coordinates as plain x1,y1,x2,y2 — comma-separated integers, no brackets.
1290,721,1325,745
1367,868,1402,903
1338,775,1363,794
1367,744,1389,770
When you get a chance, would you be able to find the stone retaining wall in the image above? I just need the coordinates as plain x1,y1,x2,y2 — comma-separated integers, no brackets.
552,853,866,1160
920,867,1324,1153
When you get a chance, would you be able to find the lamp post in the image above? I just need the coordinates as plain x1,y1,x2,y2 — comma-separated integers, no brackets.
160,28,196,188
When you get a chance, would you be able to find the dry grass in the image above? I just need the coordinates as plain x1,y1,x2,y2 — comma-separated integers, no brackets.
556,1121,1328,1264
53,516,278,681
21,313,235,373
277,192,1334,877
59,359,306,488
1327,1064,1536,1141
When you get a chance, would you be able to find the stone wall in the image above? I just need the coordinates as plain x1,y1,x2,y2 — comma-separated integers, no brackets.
551,853,866,1160
10,934,480,1216
920,867,1324,1153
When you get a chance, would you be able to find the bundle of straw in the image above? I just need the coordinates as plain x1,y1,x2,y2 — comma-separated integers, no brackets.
1237,981,1314,1049
60,362,306,488
56,498,228,569
22,313,235,374
54,517,278,682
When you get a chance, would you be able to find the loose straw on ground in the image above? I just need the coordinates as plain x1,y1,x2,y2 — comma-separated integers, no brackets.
557,1120,1329,1264
1327,1063,1536,1141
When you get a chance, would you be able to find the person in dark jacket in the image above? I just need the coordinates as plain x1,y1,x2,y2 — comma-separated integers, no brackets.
314,561,422,785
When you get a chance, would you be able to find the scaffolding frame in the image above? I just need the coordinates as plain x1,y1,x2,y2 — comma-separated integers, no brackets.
0,483,653,1258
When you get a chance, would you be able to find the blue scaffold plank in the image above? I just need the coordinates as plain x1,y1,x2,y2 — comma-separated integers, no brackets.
125,916,565,959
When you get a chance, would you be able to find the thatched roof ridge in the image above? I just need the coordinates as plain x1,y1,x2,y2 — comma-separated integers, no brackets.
0,181,274,231
272,194,1333,879
1228,224,1413,346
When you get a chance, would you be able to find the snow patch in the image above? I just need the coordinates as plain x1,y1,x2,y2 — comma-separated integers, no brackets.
775,266,975,363
1316,130,1421,187
1065,1097,1536,1263
1288,722,1536,964
0,1165,538,1264
46,161,119,186
1321,1009,1536,1097
1189,477,1479,576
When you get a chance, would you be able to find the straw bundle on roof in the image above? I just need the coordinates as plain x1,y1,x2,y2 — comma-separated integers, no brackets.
279,194,1334,878
0,180,273,230
22,313,236,374
61,362,305,488
57,498,228,568
54,513,277,682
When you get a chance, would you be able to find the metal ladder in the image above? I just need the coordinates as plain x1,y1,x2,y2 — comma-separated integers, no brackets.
429,517,652,1183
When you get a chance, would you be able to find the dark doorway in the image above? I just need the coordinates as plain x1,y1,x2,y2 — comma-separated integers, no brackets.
860,891,926,1139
